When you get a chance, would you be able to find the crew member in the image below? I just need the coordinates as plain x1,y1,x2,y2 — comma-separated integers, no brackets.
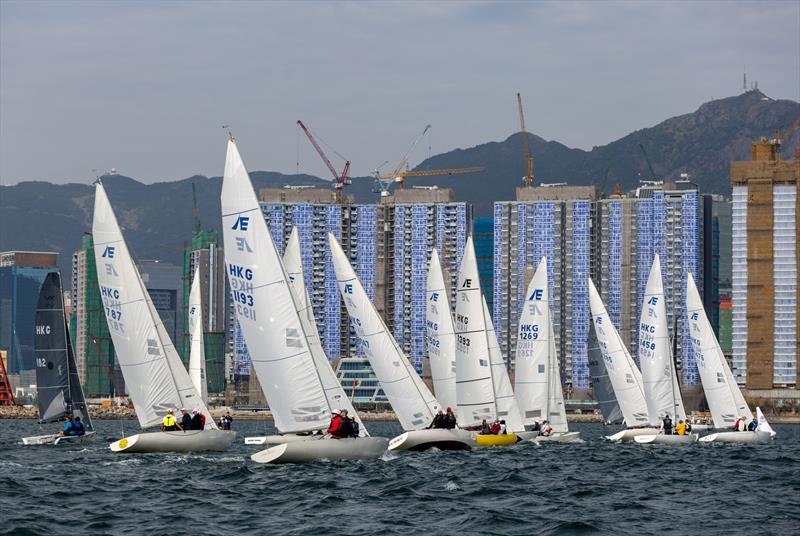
60,416,75,437
338,409,354,438
427,410,445,429
326,410,343,438
675,419,687,436
179,408,192,430
490,419,501,435
162,409,182,431
72,416,86,436
443,408,457,429
479,419,491,435
662,414,673,435
190,409,205,430
221,412,234,430
541,420,553,437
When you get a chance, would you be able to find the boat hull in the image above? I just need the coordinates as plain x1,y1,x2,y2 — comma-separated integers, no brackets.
687,424,712,432
533,431,582,444
699,431,772,444
109,430,236,453
634,433,698,445
22,431,96,446
605,427,661,442
475,433,519,447
244,433,320,446
251,437,389,464
388,429,474,451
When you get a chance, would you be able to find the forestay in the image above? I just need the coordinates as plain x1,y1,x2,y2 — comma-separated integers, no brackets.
188,266,208,404
638,255,686,425
588,278,649,427
426,247,457,410
515,257,567,433
484,297,526,433
454,236,497,428
220,139,330,434
93,182,214,429
686,273,751,428
283,227,368,436
328,232,440,431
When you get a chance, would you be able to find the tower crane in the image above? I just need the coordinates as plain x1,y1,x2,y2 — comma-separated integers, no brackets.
517,93,533,187
638,143,657,181
296,120,351,203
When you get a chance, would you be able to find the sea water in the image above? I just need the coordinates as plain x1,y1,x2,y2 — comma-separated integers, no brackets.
1,419,798,535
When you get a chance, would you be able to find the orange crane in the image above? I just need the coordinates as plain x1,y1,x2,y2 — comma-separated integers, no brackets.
517,92,533,187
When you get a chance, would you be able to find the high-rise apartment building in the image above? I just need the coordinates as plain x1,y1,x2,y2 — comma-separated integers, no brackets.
473,217,494,309
731,139,799,388
137,260,182,345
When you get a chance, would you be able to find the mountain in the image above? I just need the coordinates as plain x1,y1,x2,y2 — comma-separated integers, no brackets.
1,90,798,280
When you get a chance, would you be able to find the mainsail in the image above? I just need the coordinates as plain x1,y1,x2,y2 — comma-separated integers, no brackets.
93,182,215,429
34,272,92,430
686,272,751,428
425,247,457,410
328,232,440,431
588,278,649,427
638,255,687,424
188,266,208,404
283,227,368,436
454,236,497,428
220,139,330,434
515,257,567,433
484,297,526,432
588,322,624,425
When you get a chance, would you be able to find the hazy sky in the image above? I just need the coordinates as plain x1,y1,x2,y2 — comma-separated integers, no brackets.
1,0,798,185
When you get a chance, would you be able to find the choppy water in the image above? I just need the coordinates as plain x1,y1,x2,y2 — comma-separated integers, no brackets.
1,419,798,535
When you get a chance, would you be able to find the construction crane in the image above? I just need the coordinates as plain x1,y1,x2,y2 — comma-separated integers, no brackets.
379,166,485,191
638,143,657,181
296,120,351,203
191,182,201,235
776,115,800,154
598,164,613,199
517,93,533,187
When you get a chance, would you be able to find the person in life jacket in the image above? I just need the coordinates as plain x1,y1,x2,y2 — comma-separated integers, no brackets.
190,409,205,430
72,417,86,436
161,409,182,431
60,416,75,436
675,420,687,436
498,420,507,435
443,407,457,429
326,410,343,438
747,418,758,432
479,419,492,435
427,410,445,429
737,417,747,432
662,414,673,435
179,408,192,430
489,419,502,435
541,420,553,437
337,409,357,438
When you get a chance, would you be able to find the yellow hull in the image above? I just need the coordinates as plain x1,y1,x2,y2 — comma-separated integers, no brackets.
475,433,519,447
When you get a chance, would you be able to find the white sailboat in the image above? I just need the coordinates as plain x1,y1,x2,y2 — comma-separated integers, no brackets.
187,266,208,405
515,257,580,443
220,139,387,463
633,255,696,445
93,182,234,453
244,226,370,447
329,234,473,451
685,273,773,444
587,278,657,442
425,247,457,410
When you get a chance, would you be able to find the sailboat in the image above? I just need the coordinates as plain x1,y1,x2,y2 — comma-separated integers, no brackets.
329,233,475,451
93,181,235,453
243,227,371,449
453,236,531,447
633,255,696,445
587,278,657,441
515,257,580,443
685,273,774,444
425,247,457,410
221,139,387,463
22,272,95,446
588,322,624,425
187,266,208,404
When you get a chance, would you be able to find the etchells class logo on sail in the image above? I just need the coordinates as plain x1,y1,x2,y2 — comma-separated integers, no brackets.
101,246,119,277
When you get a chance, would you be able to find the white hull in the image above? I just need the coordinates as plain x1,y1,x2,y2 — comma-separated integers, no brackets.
22,431,96,446
605,427,661,442
699,431,772,444
687,424,712,432
251,437,389,464
533,431,581,444
244,433,322,446
634,433,698,445
388,429,475,451
516,431,539,441
109,429,236,453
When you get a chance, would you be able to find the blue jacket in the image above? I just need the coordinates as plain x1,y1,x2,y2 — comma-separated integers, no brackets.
63,421,75,435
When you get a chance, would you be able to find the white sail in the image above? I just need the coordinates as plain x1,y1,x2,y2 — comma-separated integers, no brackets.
92,182,215,429
484,296,526,432
515,257,568,433
686,272,751,428
328,232,440,431
638,254,686,424
283,227,368,436
425,247,457,410
221,139,330,434
756,407,776,437
188,266,208,404
454,236,497,428
588,278,650,427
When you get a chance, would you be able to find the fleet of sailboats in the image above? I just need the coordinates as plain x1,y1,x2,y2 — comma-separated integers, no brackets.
21,137,777,458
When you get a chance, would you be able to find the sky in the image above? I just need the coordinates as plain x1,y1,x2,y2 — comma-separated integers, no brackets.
1,0,798,185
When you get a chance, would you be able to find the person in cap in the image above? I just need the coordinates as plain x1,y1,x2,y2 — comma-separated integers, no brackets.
162,409,181,431
337,409,355,438
443,407,457,429
60,416,75,436
190,408,205,430
540,420,553,437
179,408,192,431
326,409,343,438
426,410,445,429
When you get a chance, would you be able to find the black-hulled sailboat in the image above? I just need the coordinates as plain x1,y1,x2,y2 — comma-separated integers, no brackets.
22,272,95,445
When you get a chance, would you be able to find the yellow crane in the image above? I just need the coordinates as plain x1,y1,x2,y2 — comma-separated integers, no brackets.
379,166,485,191
517,92,533,187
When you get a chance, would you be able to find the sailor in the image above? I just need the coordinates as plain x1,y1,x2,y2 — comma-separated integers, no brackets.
531,421,541,432
179,408,192,430
685,420,693,433
737,417,747,432
479,419,491,435
747,418,758,432
675,419,687,436
190,409,205,430
72,416,86,436
221,412,233,430
541,420,553,437
498,420,507,435
489,419,501,435
443,407,457,429
337,409,355,438
326,410,343,438
60,416,75,436
161,409,181,431
427,410,445,429
662,414,673,435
